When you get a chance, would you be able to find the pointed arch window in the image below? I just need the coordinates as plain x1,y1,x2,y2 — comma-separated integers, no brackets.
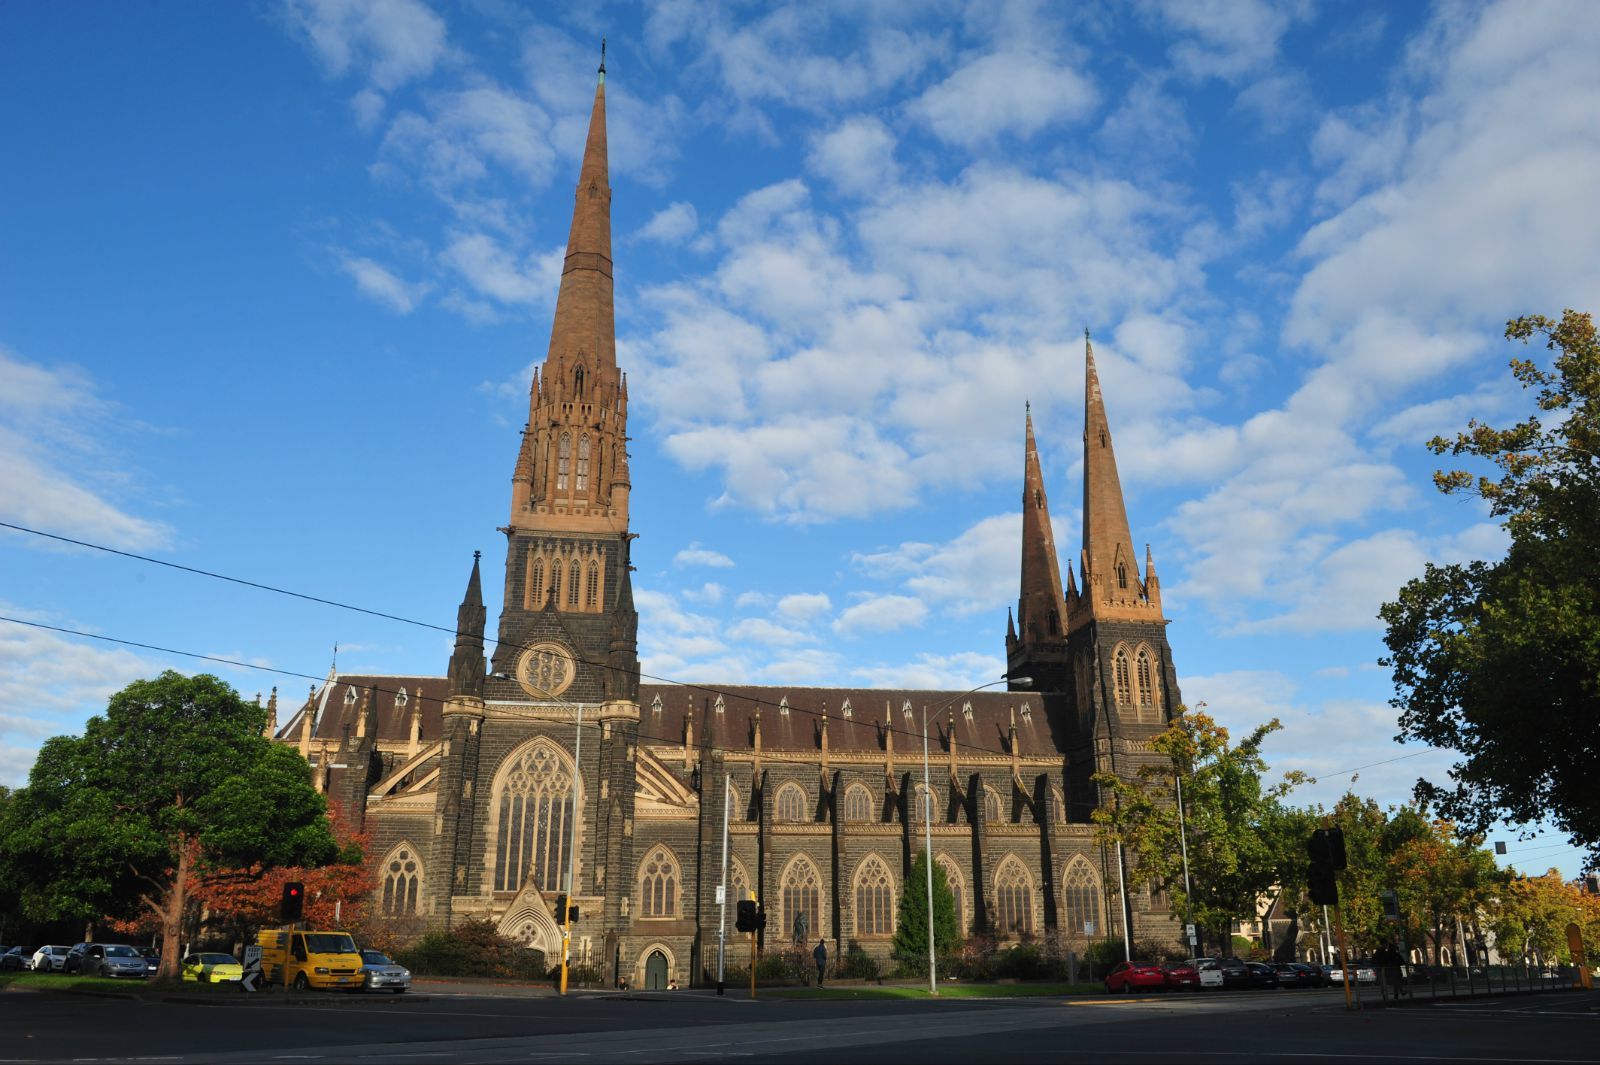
936,854,966,935
491,740,575,893
1114,646,1133,705
781,856,822,942
911,782,939,824
843,783,874,823
776,782,807,823
993,858,1035,936
557,433,571,491
1116,562,1128,589
983,785,1004,825
585,561,600,609
728,856,751,905
638,846,680,918
567,560,581,607
574,364,585,399
380,844,422,915
577,435,590,492
853,855,895,937
1135,646,1156,710
527,554,545,609
1062,856,1103,937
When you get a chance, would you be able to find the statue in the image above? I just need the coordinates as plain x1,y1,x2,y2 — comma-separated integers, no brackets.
793,910,809,945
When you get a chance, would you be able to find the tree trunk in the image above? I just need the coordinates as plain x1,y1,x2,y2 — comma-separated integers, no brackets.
158,837,191,981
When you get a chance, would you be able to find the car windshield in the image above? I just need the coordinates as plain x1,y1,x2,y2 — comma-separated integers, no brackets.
304,934,358,954
200,954,236,965
50,947,68,955
105,946,140,958
361,951,391,965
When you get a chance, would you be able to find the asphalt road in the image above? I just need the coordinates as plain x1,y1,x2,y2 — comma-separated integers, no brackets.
2,986,1596,1064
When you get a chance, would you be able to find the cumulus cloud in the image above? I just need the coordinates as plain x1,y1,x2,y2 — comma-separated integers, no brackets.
440,233,562,306
910,50,1098,146
338,254,428,312
673,542,735,568
808,116,898,197
775,593,831,622
638,202,699,244
833,594,927,636
0,347,169,551
286,0,450,91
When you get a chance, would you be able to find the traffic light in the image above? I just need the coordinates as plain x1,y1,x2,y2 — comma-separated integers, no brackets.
1308,862,1338,906
1307,828,1347,870
736,899,757,933
554,894,579,924
280,881,304,922
756,907,768,931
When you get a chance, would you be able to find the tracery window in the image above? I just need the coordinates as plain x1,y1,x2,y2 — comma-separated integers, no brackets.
577,435,590,492
1135,646,1156,710
843,783,874,823
781,855,822,941
983,785,1004,825
585,561,600,609
638,846,680,918
910,782,938,824
854,854,895,937
727,856,751,905
567,559,581,607
491,740,575,893
1052,786,1068,824
1114,646,1132,705
936,854,966,934
528,555,545,608
993,858,1035,936
1062,855,1103,937
776,782,807,823
380,844,422,915
557,433,571,491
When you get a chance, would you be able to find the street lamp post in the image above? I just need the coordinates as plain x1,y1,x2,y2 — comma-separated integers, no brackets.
921,674,1031,996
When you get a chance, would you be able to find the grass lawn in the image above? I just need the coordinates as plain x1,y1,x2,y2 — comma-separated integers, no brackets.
0,971,148,993
765,982,1106,1000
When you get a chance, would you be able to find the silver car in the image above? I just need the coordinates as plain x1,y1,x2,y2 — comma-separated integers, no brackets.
360,950,411,993
31,945,71,972
83,943,149,979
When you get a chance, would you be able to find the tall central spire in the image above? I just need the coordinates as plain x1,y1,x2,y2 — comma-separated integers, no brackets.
509,56,629,532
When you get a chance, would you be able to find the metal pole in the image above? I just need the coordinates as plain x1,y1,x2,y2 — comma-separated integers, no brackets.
922,708,937,996
560,701,582,996
1175,772,1195,957
1115,841,1132,962
1323,904,1333,966
717,774,730,995
1334,903,1353,1011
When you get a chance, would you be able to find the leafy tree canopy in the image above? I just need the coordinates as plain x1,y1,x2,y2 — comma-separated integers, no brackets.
1381,310,1600,866
0,671,337,977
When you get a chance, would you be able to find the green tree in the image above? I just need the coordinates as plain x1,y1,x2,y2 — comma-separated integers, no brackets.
1381,310,1600,867
892,850,959,971
1490,869,1583,964
0,672,337,978
1388,820,1502,967
1093,708,1306,957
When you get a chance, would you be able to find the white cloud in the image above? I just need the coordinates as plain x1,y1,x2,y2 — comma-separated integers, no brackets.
0,347,169,551
638,202,699,245
834,594,927,636
338,255,427,313
1149,0,1306,82
286,0,449,91
378,85,557,196
441,233,562,307
673,542,735,568
910,50,1098,147
808,116,898,197
682,582,725,605
853,513,1030,617
726,617,813,647
775,593,831,623
849,651,1008,692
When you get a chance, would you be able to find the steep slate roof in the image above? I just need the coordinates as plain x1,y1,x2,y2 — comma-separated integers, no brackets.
281,676,1068,760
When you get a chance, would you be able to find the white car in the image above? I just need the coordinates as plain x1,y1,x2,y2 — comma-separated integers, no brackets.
359,950,411,993
1189,957,1225,990
31,945,71,973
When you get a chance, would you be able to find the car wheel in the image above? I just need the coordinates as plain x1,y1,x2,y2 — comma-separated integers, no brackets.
392,988,405,994
293,973,310,992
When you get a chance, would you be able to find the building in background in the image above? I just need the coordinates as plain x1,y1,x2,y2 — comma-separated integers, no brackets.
274,61,1185,989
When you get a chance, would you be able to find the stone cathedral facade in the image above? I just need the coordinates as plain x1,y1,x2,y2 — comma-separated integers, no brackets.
271,64,1185,989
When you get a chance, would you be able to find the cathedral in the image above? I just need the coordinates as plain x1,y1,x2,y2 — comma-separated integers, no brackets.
270,61,1185,990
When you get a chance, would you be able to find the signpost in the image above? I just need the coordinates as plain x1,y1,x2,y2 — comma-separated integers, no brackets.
240,945,263,993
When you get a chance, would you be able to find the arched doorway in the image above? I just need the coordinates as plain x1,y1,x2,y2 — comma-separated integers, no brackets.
644,950,668,990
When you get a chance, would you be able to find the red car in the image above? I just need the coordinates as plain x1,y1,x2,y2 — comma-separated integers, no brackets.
1162,962,1201,990
1104,961,1168,993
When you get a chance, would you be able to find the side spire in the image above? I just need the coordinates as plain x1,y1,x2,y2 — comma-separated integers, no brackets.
1015,405,1066,647
1074,330,1162,623
448,551,486,697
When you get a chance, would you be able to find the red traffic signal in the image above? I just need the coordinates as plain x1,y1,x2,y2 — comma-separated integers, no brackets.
280,881,305,922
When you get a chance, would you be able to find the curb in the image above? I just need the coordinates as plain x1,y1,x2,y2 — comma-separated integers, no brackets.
164,994,431,1007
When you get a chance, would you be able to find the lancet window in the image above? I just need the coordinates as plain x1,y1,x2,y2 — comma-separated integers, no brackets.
638,846,680,918
585,561,600,609
936,854,966,934
781,856,822,941
853,855,895,937
491,740,575,894
1114,645,1133,705
1136,645,1156,714
380,844,422,915
577,435,590,492
567,560,581,607
557,433,571,491
993,858,1035,936
843,784,874,823
1062,855,1103,937
776,782,807,823
527,556,545,608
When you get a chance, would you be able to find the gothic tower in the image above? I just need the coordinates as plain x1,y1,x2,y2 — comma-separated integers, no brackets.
1007,406,1071,696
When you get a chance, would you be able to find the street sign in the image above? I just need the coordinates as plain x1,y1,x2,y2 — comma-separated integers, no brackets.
715,884,725,904
240,945,263,993
1185,924,1196,936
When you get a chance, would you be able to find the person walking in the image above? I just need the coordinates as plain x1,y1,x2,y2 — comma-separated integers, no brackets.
813,938,828,988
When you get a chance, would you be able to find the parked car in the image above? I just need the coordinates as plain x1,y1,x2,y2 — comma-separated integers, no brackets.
137,947,160,977
1245,962,1281,989
359,950,411,994
0,946,31,971
63,944,90,974
1216,957,1252,989
82,944,149,979
1271,962,1305,988
181,953,244,984
1104,960,1168,994
1289,961,1328,988
1189,957,1226,990
1325,960,1377,985
31,946,70,973
1162,961,1201,991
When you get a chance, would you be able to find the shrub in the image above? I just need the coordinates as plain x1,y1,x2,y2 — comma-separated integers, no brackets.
840,941,880,980
393,917,546,981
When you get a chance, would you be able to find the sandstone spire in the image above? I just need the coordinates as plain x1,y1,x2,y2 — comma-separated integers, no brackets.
1015,405,1066,647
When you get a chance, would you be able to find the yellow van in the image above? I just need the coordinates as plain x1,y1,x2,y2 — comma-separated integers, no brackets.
257,930,365,991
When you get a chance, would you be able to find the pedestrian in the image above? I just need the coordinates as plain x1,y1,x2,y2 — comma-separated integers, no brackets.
813,938,828,988
1378,942,1405,1000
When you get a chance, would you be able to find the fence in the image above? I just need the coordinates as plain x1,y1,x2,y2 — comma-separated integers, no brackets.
1361,962,1586,1006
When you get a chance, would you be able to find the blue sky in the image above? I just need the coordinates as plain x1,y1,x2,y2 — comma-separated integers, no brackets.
2,1,1596,878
